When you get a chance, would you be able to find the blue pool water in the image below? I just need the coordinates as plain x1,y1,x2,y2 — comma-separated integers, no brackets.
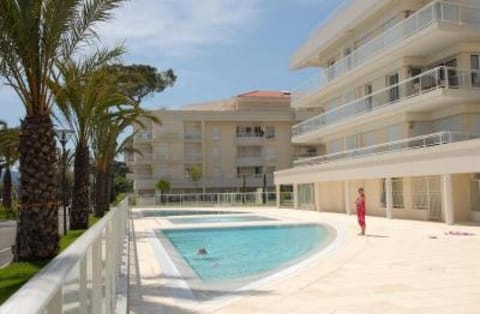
143,210,244,217
168,215,274,224
162,224,331,282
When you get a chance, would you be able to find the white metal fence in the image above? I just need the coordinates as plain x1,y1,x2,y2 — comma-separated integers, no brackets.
0,200,130,314
128,192,281,208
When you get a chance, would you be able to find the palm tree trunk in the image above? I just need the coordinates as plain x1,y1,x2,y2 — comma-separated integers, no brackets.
3,167,12,209
106,163,113,207
94,169,107,217
70,142,90,229
17,114,59,261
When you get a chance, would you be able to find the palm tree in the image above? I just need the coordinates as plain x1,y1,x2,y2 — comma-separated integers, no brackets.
0,125,19,209
156,179,170,204
53,48,124,229
0,0,126,261
92,107,159,217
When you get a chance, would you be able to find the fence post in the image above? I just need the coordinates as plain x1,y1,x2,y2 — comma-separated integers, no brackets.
91,237,102,314
46,288,63,314
79,256,88,314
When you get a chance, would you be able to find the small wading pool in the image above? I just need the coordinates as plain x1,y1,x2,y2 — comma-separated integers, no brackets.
168,215,275,224
142,210,245,217
160,224,334,282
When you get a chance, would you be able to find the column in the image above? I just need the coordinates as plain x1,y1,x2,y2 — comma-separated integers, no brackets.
344,181,352,215
293,184,299,209
275,185,281,208
385,177,393,219
314,182,321,211
201,120,206,193
442,174,455,225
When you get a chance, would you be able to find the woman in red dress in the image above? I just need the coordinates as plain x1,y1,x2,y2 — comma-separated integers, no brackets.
356,187,366,236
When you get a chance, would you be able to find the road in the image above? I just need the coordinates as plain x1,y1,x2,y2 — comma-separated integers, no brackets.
0,209,70,267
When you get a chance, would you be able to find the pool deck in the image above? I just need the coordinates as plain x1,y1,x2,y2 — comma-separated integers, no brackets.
129,207,480,314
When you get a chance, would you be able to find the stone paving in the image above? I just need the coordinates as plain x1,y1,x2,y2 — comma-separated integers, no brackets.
129,207,480,314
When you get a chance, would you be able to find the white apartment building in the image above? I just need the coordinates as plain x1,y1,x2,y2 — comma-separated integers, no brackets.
127,91,320,195
275,0,480,224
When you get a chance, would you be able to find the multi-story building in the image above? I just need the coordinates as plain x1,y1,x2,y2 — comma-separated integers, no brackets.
127,91,320,195
275,0,480,224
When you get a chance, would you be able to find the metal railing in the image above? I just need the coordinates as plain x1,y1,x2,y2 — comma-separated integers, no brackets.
134,176,274,190
0,200,130,314
293,67,480,137
293,1,480,103
294,131,479,167
128,192,279,207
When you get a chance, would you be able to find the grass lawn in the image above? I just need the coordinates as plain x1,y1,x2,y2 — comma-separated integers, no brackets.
0,215,100,304
0,206,16,222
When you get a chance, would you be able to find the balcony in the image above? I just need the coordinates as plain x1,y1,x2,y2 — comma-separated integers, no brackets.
294,131,479,168
134,131,152,143
292,1,480,107
236,155,264,167
236,131,265,146
184,152,203,162
184,133,202,141
293,67,480,141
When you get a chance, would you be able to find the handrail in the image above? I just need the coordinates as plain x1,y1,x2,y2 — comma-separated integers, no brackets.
0,200,130,314
293,0,480,102
294,131,479,167
293,66,480,137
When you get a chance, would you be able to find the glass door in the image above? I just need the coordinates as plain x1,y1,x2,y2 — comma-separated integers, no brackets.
387,73,400,103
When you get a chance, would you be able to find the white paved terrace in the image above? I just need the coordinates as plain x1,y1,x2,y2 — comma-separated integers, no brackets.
129,207,480,314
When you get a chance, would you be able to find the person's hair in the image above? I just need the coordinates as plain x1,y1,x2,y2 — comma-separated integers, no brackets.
358,187,365,193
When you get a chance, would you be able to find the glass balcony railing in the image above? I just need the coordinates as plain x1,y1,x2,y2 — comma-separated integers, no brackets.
293,1,480,104
294,131,479,167
293,67,480,138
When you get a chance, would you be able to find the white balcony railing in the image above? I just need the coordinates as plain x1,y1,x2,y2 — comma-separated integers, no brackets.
0,200,130,314
293,67,480,138
184,152,202,161
294,131,479,167
293,1,480,103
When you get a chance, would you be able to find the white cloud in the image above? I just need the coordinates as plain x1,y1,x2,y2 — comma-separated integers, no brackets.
98,0,261,58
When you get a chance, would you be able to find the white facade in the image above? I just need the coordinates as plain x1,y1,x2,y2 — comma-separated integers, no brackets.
276,0,480,224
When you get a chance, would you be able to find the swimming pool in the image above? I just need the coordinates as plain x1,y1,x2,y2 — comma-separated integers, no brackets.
161,224,333,282
142,210,244,217
168,215,275,224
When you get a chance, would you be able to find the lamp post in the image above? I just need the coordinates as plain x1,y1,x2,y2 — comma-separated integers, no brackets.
55,129,74,235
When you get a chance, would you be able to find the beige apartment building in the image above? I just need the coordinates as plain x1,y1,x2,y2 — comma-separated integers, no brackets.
127,91,319,195
275,0,480,224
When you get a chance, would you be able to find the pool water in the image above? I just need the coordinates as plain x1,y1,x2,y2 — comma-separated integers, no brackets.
168,215,274,224
142,210,244,217
162,224,330,282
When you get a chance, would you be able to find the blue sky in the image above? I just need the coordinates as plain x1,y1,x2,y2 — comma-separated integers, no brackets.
0,0,344,126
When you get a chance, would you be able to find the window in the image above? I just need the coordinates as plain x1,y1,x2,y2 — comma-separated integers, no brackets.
237,166,263,177
387,73,399,102
265,126,275,139
212,127,221,140
381,178,404,208
412,176,442,219
264,147,276,161
471,55,480,88
212,146,220,160
237,126,264,138
364,83,373,110
158,144,169,159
